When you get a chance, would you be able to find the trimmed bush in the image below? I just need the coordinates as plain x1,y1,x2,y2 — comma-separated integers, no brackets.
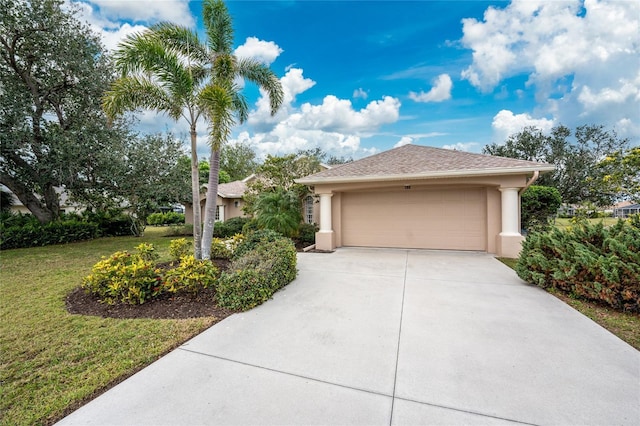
146,212,185,226
211,234,244,259
82,244,162,305
217,236,297,311
83,241,220,305
516,220,640,312
162,255,218,294
0,218,99,250
213,217,249,238
232,228,283,259
297,223,318,246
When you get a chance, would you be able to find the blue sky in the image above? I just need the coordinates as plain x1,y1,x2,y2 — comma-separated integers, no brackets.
74,0,639,160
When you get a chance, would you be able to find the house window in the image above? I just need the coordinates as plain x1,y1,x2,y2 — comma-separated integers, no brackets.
215,206,220,221
305,196,314,224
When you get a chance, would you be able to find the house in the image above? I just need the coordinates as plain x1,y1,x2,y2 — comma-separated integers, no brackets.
296,144,555,258
1,185,83,215
614,202,640,218
184,175,253,224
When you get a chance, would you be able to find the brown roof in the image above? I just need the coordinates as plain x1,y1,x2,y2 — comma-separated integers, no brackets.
217,180,247,198
297,144,554,184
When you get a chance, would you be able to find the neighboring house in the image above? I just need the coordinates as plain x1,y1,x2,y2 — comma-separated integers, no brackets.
614,203,640,218
296,144,555,258
185,175,252,224
185,170,324,225
1,185,83,215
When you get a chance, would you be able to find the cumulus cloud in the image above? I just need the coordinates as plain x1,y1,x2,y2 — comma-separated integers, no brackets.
461,0,640,142
491,110,555,142
234,37,283,65
353,88,368,99
394,136,413,148
442,142,479,152
72,0,195,50
242,75,402,159
408,74,453,103
81,0,194,26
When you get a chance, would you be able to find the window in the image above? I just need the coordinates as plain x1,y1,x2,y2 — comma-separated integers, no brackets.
305,196,314,224
215,205,220,221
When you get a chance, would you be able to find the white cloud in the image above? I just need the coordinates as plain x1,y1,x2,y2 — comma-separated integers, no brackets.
234,37,283,65
461,0,640,142
394,136,413,148
491,110,555,142
408,74,453,103
242,76,402,159
353,88,368,99
81,0,194,26
442,142,479,152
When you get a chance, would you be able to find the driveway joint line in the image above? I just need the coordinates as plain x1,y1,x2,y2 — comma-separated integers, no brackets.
394,396,540,426
178,347,393,400
389,250,410,426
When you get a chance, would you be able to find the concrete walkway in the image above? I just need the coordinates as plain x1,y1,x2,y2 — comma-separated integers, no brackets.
59,248,639,425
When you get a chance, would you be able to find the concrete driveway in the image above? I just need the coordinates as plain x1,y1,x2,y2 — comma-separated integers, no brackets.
59,248,639,425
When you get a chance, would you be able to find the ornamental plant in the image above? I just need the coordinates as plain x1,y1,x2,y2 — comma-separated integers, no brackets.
162,255,218,294
82,249,162,305
516,219,640,312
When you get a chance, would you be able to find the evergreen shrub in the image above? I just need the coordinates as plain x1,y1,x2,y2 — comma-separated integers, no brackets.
516,220,640,312
217,236,297,311
213,217,249,238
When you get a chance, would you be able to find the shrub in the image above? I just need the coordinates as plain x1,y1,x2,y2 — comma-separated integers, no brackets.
169,238,191,262
162,255,218,294
516,220,640,312
210,234,242,259
521,185,562,232
165,223,193,237
146,212,185,226
297,223,318,246
217,236,297,311
253,189,302,238
232,228,283,259
82,248,162,305
0,219,99,250
213,217,249,238
83,210,135,237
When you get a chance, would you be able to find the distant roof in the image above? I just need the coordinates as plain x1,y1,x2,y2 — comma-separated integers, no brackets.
217,180,247,198
297,144,554,185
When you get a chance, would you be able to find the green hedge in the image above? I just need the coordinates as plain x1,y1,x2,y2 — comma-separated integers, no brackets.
216,236,297,311
516,219,640,312
146,212,185,226
0,219,99,250
213,217,249,238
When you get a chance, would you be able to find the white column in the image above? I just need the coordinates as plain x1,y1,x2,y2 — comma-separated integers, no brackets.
319,193,333,232
218,205,225,222
499,187,520,236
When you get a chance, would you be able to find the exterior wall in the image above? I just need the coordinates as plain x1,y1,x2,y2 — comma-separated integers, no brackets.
313,173,531,256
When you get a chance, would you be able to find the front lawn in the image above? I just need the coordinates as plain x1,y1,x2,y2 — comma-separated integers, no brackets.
0,228,222,425
553,217,619,229
498,257,640,351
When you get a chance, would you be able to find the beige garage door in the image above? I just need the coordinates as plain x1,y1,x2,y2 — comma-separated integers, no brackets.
341,187,486,251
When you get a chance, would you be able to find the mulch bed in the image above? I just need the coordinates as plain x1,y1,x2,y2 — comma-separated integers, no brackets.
65,258,236,320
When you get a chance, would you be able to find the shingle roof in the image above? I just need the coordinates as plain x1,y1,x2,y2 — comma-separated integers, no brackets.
297,144,554,184
217,180,247,198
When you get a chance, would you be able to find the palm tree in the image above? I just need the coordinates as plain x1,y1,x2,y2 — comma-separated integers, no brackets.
103,26,207,259
104,0,283,260
254,189,302,238
188,0,283,259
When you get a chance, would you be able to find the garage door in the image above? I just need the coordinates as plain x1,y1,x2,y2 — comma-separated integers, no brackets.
341,187,486,251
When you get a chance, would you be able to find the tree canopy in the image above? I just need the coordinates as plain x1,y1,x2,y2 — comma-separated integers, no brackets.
483,125,630,206
0,0,131,223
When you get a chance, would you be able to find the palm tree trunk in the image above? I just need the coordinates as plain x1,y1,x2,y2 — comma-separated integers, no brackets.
201,146,220,260
190,127,203,260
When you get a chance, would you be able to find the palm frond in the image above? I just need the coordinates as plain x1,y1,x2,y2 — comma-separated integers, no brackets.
103,76,175,120
237,58,284,116
149,22,209,64
203,0,234,55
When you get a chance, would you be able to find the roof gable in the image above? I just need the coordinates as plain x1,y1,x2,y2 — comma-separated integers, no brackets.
297,144,554,184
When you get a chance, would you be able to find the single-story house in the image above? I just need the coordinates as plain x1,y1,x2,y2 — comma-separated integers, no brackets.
1,184,83,215
185,175,254,224
296,144,555,258
614,203,640,218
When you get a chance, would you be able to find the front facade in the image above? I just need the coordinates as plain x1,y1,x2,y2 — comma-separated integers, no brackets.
297,145,554,258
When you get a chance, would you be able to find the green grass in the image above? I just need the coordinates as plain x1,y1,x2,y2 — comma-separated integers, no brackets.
553,217,619,229
0,227,219,426
497,257,640,351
